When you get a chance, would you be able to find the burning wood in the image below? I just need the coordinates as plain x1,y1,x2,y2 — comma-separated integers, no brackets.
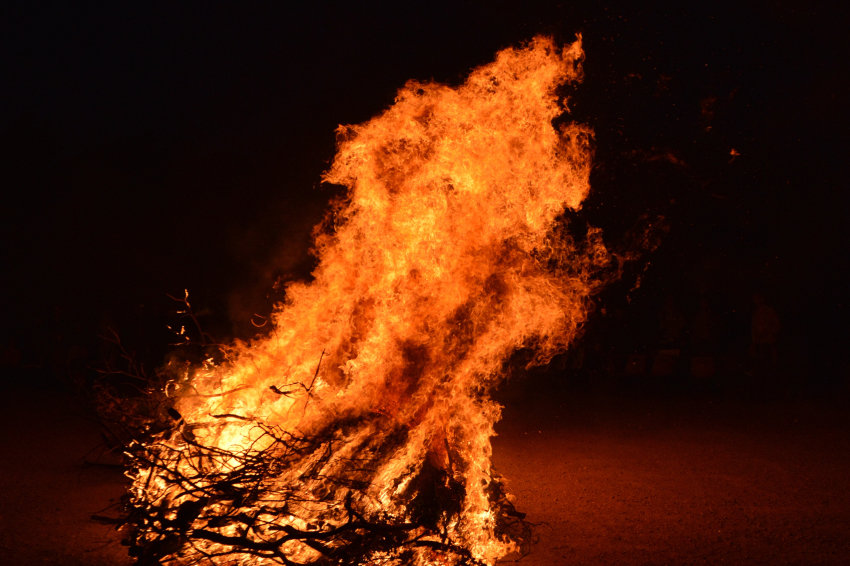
125,35,615,565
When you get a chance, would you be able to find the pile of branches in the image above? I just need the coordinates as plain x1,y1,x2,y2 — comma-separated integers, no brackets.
122,410,531,565
90,294,532,565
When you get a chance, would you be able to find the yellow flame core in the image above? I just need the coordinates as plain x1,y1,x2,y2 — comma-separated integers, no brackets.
136,35,607,565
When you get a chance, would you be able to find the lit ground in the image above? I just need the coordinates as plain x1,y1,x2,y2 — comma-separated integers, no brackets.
2,373,849,565
0,377,130,566
493,380,850,566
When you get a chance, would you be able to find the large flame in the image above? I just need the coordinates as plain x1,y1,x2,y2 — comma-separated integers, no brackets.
130,35,609,565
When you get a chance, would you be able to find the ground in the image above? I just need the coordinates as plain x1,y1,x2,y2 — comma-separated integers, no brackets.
493,381,850,566
0,379,130,566
1,373,848,565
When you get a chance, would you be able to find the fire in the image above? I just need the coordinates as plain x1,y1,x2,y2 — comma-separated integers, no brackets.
128,35,610,565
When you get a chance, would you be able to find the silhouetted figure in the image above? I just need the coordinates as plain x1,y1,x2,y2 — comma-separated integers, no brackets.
0,339,22,369
691,297,720,381
658,294,686,348
692,298,720,354
652,295,685,380
750,294,780,366
748,293,781,398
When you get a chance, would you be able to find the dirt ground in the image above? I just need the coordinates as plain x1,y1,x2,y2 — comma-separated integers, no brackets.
493,382,850,566
0,379,130,566
1,374,848,565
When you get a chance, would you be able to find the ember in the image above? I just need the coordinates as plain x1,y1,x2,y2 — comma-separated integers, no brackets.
126,35,613,565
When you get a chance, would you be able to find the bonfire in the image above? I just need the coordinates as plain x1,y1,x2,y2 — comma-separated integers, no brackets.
123,35,616,565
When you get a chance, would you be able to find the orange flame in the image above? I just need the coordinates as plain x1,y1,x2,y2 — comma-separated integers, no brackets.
133,34,609,565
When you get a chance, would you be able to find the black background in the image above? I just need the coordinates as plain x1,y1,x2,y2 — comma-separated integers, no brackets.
2,0,848,391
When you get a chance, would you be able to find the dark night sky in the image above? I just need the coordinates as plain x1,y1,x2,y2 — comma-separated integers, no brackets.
2,1,848,384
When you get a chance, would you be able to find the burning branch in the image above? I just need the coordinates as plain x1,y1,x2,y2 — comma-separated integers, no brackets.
124,407,523,565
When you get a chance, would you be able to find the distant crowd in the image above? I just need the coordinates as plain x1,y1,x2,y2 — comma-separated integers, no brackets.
0,288,842,400
563,290,796,399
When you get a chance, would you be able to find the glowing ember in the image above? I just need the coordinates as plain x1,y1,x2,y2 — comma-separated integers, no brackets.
127,35,611,565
